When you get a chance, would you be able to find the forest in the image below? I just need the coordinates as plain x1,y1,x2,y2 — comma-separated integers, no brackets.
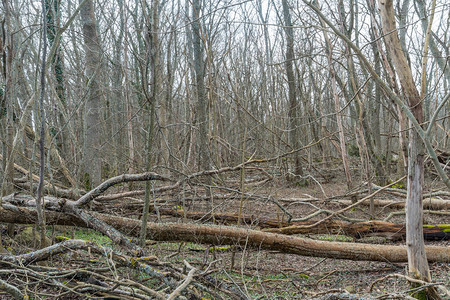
0,0,449,299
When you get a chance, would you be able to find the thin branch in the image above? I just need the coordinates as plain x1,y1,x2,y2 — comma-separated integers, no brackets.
167,261,197,300
0,278,24,300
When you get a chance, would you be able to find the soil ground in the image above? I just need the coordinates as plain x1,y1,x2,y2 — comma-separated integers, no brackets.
1,168,449,299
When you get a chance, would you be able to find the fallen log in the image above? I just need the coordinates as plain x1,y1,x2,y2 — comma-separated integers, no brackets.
149,208,449,240
5,193,448,242
333,198,449,210
262,220,449,240
1,205,449,263
370,183,450,198
3,174,169,254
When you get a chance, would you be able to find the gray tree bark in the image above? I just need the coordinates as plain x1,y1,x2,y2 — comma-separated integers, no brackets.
191,0,210,171
80,0,103,188
282,0,304,181
141,0,160,247
378,1,438,298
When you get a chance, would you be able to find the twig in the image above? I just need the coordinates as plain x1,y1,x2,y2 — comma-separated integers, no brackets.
369,273,449,298
384,210,450,222
275,176,406,231
223,269,249,299
167,261,196,300
303,258,327,273
315,270,338,284
0,278,24,299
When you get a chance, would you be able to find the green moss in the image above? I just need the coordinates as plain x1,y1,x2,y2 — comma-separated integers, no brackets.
411,289,427,300
435,224,449,229
83,173,91,190
298,274,309,279
130,257,138,267
423,224,450,232
388,178,406,189
189,245,232,252
348,144,360,157
315,234,353,242
60,229,113,246
295,179,309,187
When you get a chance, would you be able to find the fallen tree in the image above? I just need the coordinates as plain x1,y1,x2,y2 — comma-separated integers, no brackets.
333,198,449,210
2,171,449,266
1,204,449,263
138,208,449,240
262,220,449,240
0,239,245,299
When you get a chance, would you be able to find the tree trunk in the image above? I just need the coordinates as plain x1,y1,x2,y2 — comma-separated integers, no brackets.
45,0,70,160
35,0,49,249
141,0,160,246
282,0,304,181
335,198,449,210
317,1,353,192
0,0,15,250
123,16,135,182
80,0,103,188
191,0,210,172
131,207,450,241
378,1,435,297
112,0,125,175
262,219,449,241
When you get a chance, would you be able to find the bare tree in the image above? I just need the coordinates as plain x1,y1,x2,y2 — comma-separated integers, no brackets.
35,0,49,249
80,0,103,188
191,0,210,172
281,0,305,184
378,1,438,297
140,0,161,246
315,0,353,192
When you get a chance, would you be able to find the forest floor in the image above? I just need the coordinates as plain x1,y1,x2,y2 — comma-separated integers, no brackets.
1,167,449,299
138,175,449,299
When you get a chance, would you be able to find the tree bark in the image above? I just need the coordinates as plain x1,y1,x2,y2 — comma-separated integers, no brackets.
282,0,304,180
36,0,49,249
132,207,450,241
334,198,449,210
141,0,160,247
262,220,449,241
378,0,435,295
80,0,103,188
45,0,69,159
316,1,353,192
191,0,210,172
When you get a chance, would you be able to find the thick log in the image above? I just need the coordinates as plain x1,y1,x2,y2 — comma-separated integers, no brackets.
1,206,449,263
263,220,449,241
151,208,449,240
334,198,449,210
